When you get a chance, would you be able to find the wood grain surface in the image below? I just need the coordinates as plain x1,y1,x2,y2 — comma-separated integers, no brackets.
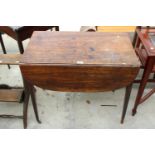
20,32,140,92
21,32,139,67
20,65,139,92
0,89,23,102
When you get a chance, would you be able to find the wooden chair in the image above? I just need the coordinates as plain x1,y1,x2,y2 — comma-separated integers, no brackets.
0,26,59,54
132,26,155,115
0,54,40,128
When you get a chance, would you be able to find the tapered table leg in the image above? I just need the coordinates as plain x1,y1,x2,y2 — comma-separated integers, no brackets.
23,78,41,128
23,79,30,129
30,86,41,123
121,84,133,124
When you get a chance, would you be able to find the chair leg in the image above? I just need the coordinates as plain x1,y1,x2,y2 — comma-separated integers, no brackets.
55,26,59,31
121,83,133,124
17,39,24,54
0,33,7,54
30,86,41,124
132,58,154,116
0,33,10,69
23,78,41,128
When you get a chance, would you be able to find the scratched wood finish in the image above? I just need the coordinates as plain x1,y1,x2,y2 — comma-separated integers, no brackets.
21,32,139,66
20,32,140,92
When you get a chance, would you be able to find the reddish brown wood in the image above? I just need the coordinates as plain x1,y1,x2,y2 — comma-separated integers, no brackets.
135,27,155,55
21,32,139,65
20,31,140,123
133,57,154,115
121,83,133,124
20,65,138,92
23,78,41,129
132,26,155,116
20,32,140,92
139,87,155,104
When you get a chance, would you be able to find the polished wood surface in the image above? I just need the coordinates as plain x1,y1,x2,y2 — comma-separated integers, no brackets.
20,65,138,92
21,32,138,66
20,32,140,92
132,27,155,116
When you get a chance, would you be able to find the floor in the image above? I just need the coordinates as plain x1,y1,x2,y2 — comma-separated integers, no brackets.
0,30,155,129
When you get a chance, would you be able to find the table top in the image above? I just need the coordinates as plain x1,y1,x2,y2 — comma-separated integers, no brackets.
20,31,140,92
21,31,140,67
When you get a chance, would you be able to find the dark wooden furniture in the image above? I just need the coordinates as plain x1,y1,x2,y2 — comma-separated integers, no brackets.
0,32,6,54
0,26,59,54
0,54,23,102
132,26,155,115
0,54,40,128
0,32,10,68
20,31,140,127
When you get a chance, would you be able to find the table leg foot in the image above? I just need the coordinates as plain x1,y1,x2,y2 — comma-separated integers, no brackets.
120,84,132,124
23,93,29,129
132,109,137,116
120,119,124,124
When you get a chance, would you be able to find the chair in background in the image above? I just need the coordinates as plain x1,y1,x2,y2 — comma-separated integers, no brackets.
0,54,40,128
132,26,155,115
0,26,59,54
